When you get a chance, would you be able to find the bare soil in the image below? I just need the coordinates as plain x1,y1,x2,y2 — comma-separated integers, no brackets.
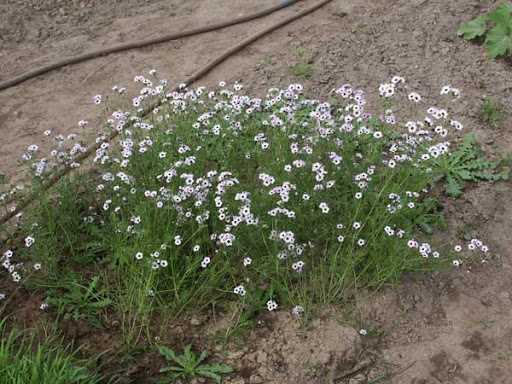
1,0,512,383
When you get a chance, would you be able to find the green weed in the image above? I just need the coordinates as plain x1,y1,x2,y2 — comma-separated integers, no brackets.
290,63,314,79
458,2,512,58
480,97,505,128
158,344,233,383
289,46,314,79
432,133,509,197
0,320,100,384
42,275,112,327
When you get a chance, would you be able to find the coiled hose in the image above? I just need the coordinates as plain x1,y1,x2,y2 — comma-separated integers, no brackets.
0,0,338,225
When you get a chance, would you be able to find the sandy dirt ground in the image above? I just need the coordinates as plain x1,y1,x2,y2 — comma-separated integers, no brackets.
1,0,512,383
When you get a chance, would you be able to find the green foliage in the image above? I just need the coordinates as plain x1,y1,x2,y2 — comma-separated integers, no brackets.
290,46,314,79
19,176,108,272
458,15,488,40
0,320,100,384
7,82,459,339
290,63,314,79
434,133,509,197
458,2,512,58
412,197,446,235
480,97,506,128
44,275,112,327
158,345,233,384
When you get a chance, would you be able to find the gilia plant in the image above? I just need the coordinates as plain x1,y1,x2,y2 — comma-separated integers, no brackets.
0,74,490,324
458,2,512,58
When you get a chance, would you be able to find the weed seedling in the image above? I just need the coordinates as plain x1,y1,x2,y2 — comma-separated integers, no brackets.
480,97,505,128
290,46,314,79
290,63,314,79
158,344,233,383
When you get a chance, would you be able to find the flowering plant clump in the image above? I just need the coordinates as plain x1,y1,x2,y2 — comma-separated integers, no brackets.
0,73,491,319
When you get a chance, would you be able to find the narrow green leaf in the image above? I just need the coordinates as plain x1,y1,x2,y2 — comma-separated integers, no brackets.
205,363,234,374
157,346,178,363
198,350,208,364
196,370,222,384
419,222,433,235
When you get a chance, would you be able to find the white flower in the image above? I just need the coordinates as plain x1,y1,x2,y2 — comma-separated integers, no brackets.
384,226,394,236
440,85,451,95
201,257,211,268
25,236,35,248
292,260,305,272
266,300,278,311
359,329,368,336
408,92,422,102
319,202,330,213
291,305,304,317
407,239,418,248
243,257,252,266
234,285,246,296
92,94,102,104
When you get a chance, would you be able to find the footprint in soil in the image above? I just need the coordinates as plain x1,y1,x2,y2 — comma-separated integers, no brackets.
461,331,490,359
430,350,466,382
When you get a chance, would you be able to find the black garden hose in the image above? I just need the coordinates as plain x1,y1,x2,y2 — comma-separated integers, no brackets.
0,0,338,226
